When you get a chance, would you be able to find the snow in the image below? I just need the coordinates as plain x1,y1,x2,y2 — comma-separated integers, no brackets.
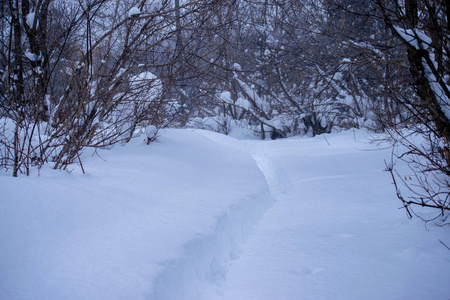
130,71,162,98
394,26,432,50
422,59,450,119
133,71,157,81
0,129,449,300
25,12,35,28
145,125,157,139
394,26,450,123
218,91,232,103
128,7,141,17
24,52,38,62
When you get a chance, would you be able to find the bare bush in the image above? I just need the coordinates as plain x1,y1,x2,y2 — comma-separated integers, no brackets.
377,0,450,222
0,0,186,175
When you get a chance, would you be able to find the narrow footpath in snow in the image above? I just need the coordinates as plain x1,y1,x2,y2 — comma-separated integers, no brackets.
0,129,449,300
197,130,450,300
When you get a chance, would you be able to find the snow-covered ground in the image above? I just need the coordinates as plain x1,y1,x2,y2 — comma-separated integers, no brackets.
1,129,449,300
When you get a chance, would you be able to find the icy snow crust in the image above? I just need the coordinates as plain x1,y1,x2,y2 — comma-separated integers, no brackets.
0,129,449,299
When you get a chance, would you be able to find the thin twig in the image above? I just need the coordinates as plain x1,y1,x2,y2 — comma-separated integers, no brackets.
439,240,450,252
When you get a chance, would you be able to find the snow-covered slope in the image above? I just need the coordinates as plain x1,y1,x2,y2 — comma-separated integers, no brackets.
207,132,450,300
0,129,448,300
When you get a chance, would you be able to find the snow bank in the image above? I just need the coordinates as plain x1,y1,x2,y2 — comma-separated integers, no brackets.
128,7,141,17
210,130,450,300
0,129,448,300
0,129,270,300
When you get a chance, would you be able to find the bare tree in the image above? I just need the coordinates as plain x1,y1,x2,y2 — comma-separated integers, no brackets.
376,0,450,220
0,0,191,175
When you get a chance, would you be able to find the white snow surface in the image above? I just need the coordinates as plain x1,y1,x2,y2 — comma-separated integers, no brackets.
25,12,35,28
24,52,38,62
0,129,449,300
128,6,141,17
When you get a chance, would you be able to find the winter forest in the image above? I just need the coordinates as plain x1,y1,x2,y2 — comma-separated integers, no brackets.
2,0,450,214
1,0,450,299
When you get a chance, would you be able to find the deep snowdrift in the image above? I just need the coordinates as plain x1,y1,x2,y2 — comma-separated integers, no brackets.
0,129,448,300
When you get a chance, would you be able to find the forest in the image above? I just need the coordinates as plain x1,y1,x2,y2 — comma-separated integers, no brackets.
1,0,449,215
